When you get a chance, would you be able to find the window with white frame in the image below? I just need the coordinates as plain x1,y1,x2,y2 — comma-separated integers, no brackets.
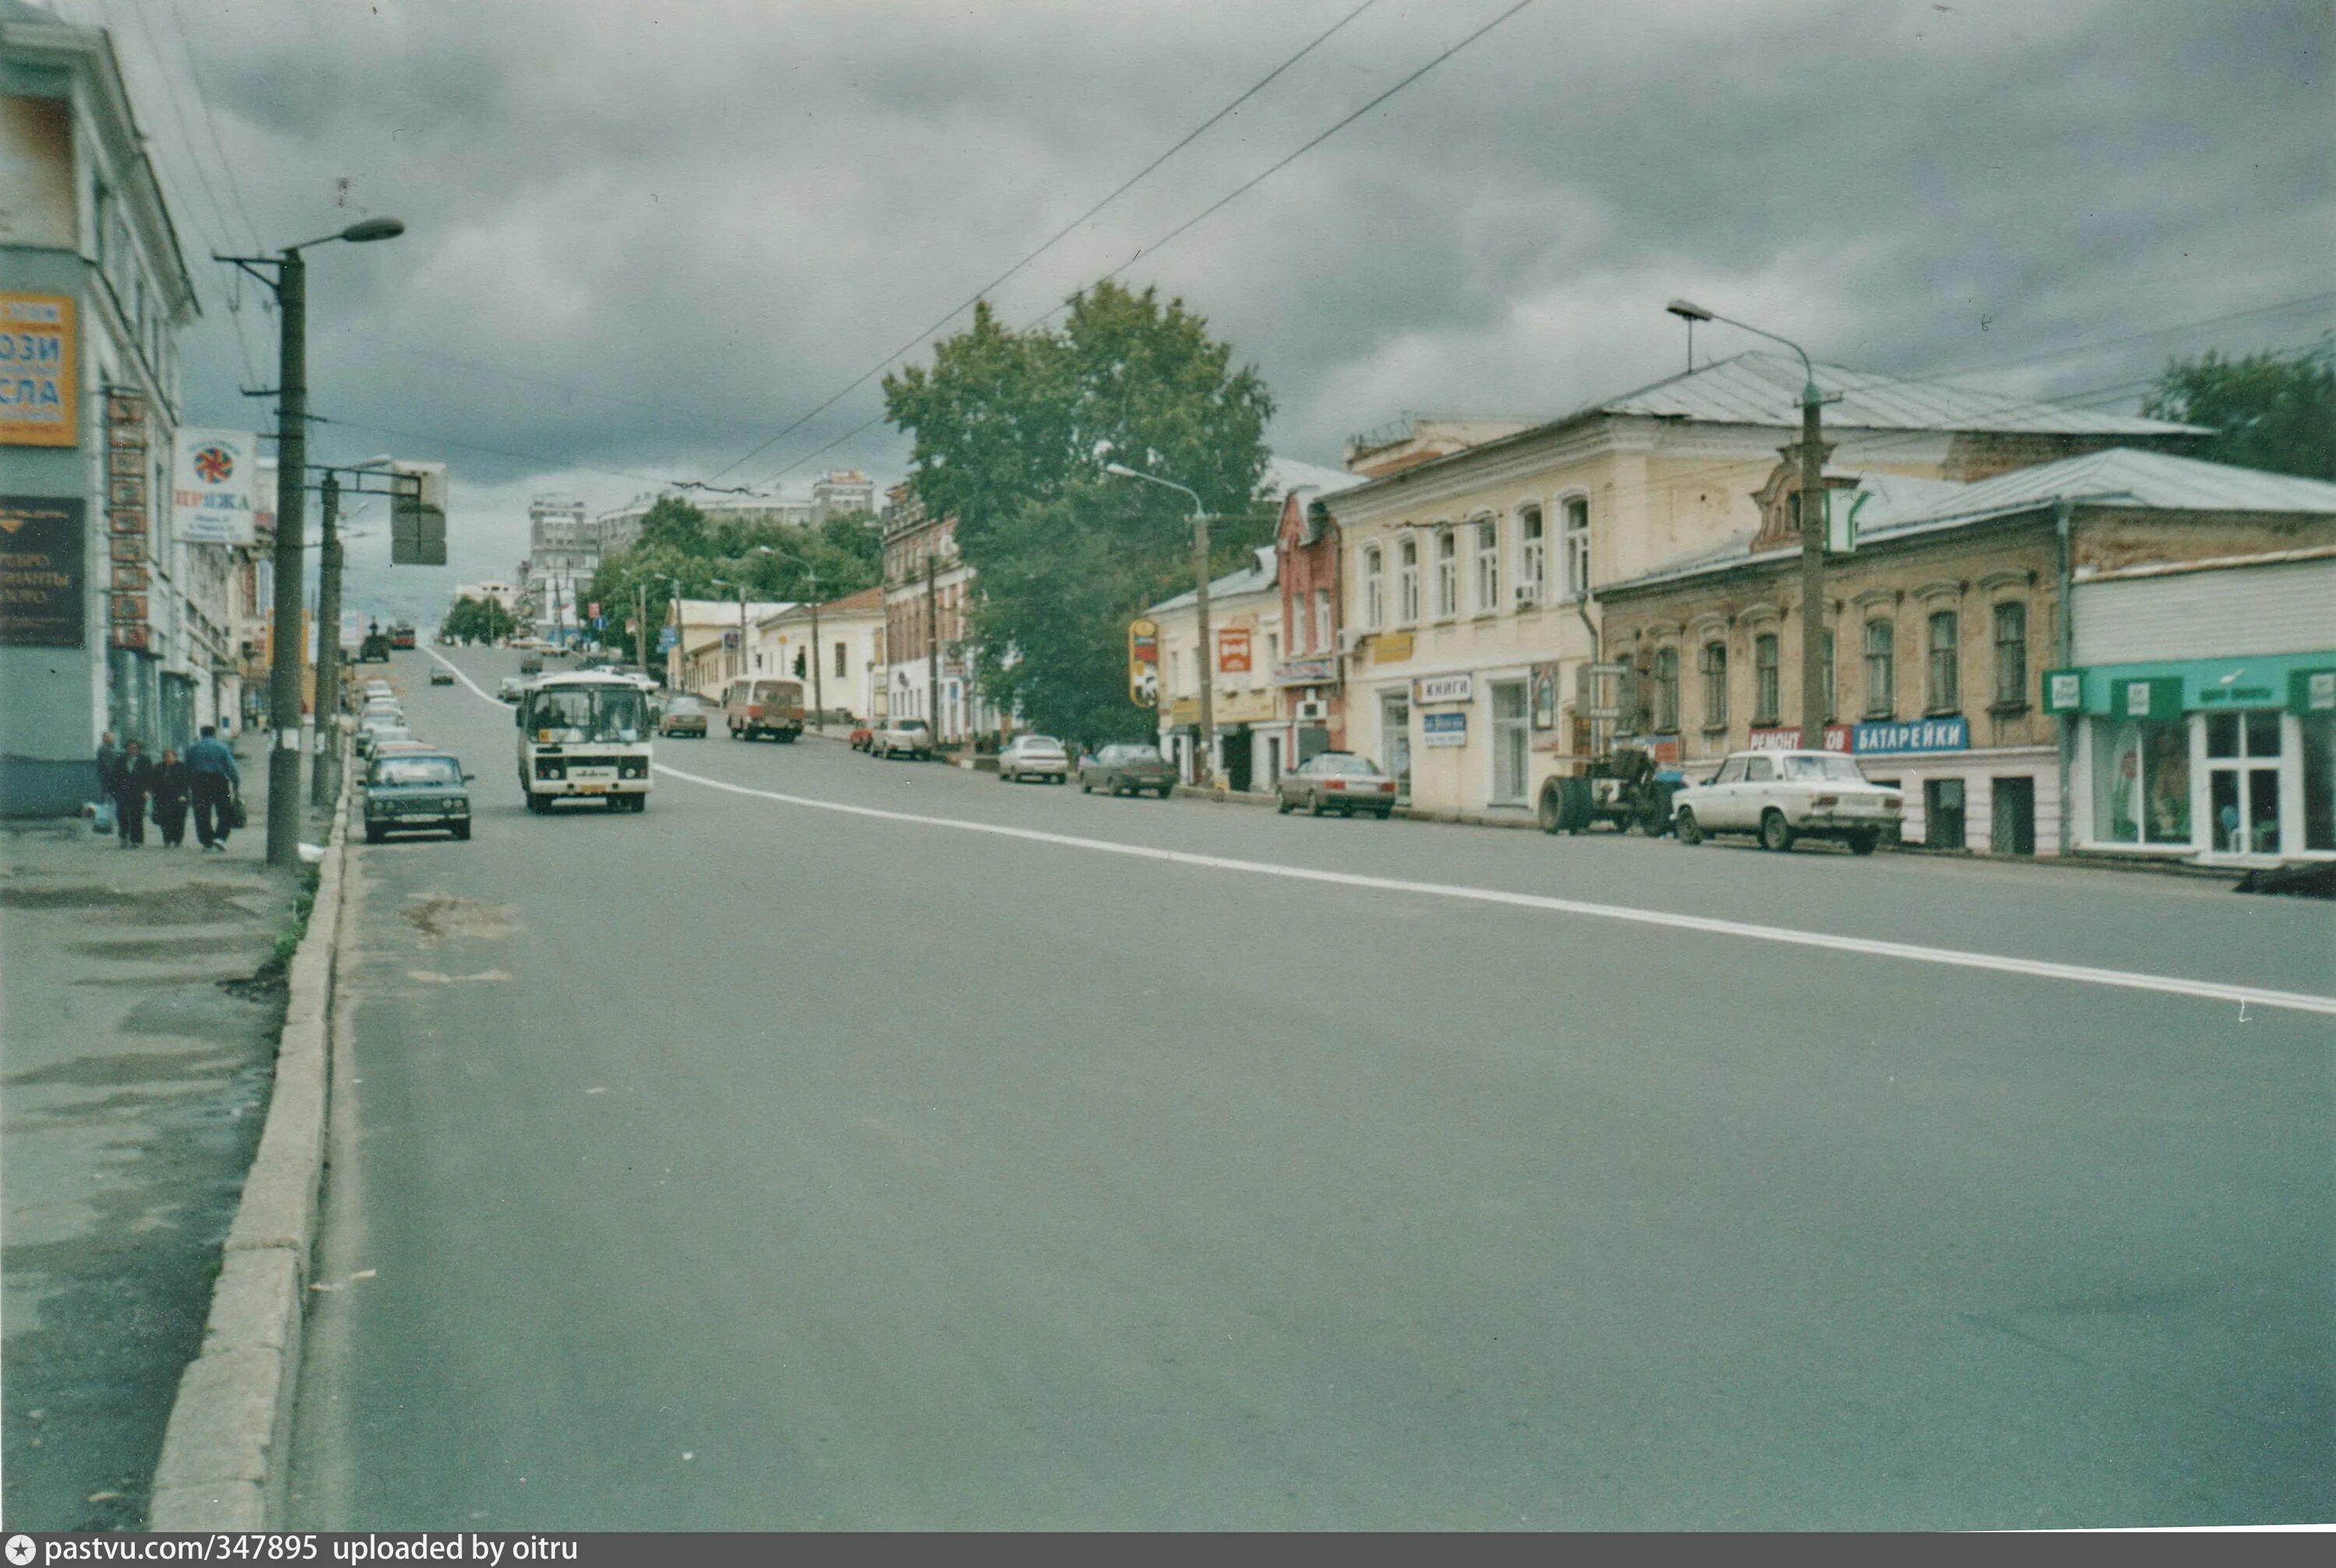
1562,496,1590,599
1363,546,1384,629
1518,504,1545,598
1398,538,1420,624
1472,517,1499,612
1313,589,1331,652
1299,592,1315,654
1435,528,1458,618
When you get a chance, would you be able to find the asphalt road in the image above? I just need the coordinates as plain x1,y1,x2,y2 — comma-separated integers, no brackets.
287,646,2333,1529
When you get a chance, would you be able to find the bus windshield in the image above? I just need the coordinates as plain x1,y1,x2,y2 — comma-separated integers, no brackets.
529,687,649,744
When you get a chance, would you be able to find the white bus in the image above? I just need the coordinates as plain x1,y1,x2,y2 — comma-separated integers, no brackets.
514,672,654,813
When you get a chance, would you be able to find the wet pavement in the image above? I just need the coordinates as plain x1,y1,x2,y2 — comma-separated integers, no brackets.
0,761,310,1531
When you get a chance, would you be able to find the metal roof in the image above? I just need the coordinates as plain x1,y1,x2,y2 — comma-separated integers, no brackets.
1600,351,2208,435
1263,455,1366,497
1149,546,1279,614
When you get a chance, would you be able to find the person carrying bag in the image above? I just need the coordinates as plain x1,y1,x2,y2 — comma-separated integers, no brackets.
185,725,242,853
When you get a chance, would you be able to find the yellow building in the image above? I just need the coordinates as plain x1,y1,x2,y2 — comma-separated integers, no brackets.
1330,353,2201,822
1146,547,1285,790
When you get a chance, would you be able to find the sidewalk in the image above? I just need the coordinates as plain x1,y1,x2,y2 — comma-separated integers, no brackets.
1,753,325,1531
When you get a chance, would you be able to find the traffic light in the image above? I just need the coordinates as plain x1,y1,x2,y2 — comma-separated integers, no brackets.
390,461,449,565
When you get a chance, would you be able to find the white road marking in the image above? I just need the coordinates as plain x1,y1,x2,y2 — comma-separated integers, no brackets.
428,651,2336,1019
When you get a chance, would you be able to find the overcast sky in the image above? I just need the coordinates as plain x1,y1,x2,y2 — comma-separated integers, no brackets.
66,0,2336,622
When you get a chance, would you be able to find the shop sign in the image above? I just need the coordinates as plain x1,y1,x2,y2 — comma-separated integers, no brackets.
171,427,262,544
1371,631,1414,664
1128,617,1159,708
1748,724,1853,752
1216,626,1252,675
2042,669,2084,714
104,392,148,650
0,494,86,646
1638,733,1682,765
1413,673,1472,706
0,294,76,448
2116,677,2183,720
1420,711,1467,747
2292,669,2336,715
1275,657,1335,687
1852,715,1969,755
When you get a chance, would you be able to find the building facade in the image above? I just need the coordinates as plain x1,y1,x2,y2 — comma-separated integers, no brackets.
810,469,875,523
751,585,884,725
1272,478,1363,772
1328,353,2204,823
2,4,237,814
1599,448,2335,860
667,596,793,695
522,494,597,644
1145,546,1283,789
879,485,988,742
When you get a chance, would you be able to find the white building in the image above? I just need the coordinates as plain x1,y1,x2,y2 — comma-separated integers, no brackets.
1146,546,1284,789
751,586,885,725
452,579,521,613
596,490,815,556
811,469,876,523
666,596,793,695
522,494,598,644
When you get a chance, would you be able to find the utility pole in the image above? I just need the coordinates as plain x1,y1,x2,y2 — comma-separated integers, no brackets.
635,582,651,683
804,565,825,732
1103,462,1214,786
264,248,307,867
309,469,342,807
737,581,750,680
924,550,940,742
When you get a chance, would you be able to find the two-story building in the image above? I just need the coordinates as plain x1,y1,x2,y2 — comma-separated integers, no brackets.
1328,353,2204,823
1271,463,1365,771
1145,545,1283,789
1596,448,2335,861
751,585,885,726
880,484,990,743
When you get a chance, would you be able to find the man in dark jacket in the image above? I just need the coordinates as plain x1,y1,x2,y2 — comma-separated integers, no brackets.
111,740,153,847
95,730,119,796
151,747,192,848
185,725,241,853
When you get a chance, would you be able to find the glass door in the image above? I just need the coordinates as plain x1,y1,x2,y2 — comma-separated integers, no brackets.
1491,680,1529,803
1381,691,1412,803
2207,711,2282,855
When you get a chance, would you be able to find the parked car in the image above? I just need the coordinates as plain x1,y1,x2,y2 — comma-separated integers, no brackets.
363,679,394,699
875,716,932,760
362,751,473,843
1275,751,1398,818
355,722,415,760
997,733,1070,784
658,694,709,738
429,666,456,686
1078,744,1177,799
1669,748,1902,854
849,723,877,753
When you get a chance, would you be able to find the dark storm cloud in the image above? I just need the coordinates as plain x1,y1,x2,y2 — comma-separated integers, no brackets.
86,0,2334,614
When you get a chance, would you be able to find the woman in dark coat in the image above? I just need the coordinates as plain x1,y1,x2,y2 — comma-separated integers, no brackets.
150,747,192,848
111,740,154,847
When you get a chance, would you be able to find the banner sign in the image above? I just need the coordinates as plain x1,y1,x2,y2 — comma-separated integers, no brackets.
1413,673,1472,705
1852,715,1969,755
1421,710,1467,747
0,494,86,645
1128,617,1159,708
1274,657,1335,687
1216,626,1252,675
105,392,149,649
0,294,76,447
171,427,261,543
1748,723,1854,752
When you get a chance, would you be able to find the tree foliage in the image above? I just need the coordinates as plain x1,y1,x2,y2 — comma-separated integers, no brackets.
582,496,882,667
439,594,517,645
882,279,1275,744
2143,346,2336,480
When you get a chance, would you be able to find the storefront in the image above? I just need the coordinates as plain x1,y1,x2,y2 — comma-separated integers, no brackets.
2050,653,2336,863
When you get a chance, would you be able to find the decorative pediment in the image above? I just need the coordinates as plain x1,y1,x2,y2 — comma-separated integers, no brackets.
1977,568,2035,594
1850,586,1901,611
1912,578,1968,604
1736,600,1785,627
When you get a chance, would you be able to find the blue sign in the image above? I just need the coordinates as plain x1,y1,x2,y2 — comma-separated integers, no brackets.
1420,711,1468,747
1852,715,1968,755
592,615,605,631
657,626,678,651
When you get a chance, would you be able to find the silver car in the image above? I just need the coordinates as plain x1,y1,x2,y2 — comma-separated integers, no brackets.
1670,749,1903,854
1275,751,1398,818
997,733,1069,784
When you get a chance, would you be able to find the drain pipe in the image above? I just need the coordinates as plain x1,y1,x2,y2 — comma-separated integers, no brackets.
1574,589,1602,760
2056,497,2074,857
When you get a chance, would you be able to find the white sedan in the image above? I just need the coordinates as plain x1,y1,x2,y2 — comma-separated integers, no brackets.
1671,749,1902,855
997,733,1069,784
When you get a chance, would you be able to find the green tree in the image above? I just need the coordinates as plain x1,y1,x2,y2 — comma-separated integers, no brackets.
439,594,516,645
2143,346,2336,480
882,279,1275,744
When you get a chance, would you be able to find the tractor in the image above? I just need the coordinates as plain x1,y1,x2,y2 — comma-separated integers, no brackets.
1536,744,1682,837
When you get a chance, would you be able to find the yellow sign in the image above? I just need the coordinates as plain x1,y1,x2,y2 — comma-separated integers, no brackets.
1,294,76,448
1128,617,1159,708
1371,631,1414,664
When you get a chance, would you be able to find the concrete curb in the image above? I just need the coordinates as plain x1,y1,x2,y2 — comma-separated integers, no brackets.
147,780,352,1532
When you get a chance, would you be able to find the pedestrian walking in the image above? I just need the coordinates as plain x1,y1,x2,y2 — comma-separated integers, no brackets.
96,729,119,795
151,747,192,848
111,740,153,847
185,724,242,853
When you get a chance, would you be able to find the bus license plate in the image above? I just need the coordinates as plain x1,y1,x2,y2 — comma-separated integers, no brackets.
577,783,607,794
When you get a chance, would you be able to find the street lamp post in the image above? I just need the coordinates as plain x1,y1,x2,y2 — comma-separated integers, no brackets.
310,470,343,806
220,216,405,867
1106,462,1212,786
803,565,824,732
1666,299,1830,750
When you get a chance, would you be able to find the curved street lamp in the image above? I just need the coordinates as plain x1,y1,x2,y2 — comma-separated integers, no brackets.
1105,462,1215,786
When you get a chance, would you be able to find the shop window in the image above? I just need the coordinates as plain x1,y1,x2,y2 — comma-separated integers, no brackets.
1992,602,2027,707
1398,539,1420,624
2303,715,2335,853
1699,640,1728,730
1753,633,1780,725
1435,529,1458,619
1518,505,1545,596
1363,546,1384,629
1652,645,1679,733
1926,611,1959,713
1562,496,1591,599
1863,619,1894,718
2207,710,2285,855
1473,518,1500,612
2092,718,2191,846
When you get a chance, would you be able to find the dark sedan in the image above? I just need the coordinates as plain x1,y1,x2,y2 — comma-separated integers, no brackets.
1078,744,1177,799
362,752,474,843
1275,751,1398,818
